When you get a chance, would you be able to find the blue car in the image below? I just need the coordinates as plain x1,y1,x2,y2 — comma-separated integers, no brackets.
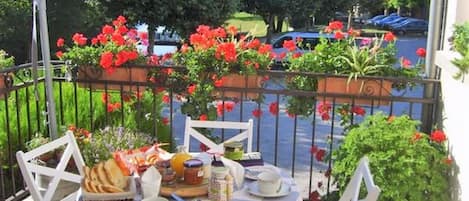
374,15,401,27
365,15,386,25
382,17,409,29
390,20,428,35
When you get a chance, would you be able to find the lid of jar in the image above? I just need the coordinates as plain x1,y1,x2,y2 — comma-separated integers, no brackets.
211,166,229,178
224,141,243,148
183,159,203,168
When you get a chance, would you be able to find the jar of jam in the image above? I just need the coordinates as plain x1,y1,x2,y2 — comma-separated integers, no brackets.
183,159,204,185
155,160,176,185
224,141,244,160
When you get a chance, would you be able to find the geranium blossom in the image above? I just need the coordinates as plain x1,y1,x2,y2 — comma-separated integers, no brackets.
252,109,262,118
187,84,196,94
328,21,343,31
384,32,396,42
283,40,296,52
430,130,446,143
56,38,64,47
162,95,170,104
401,57,412,68
199,114,208,121
162,117,169,125
334,31,345,40
269,102,279,115
416,48,426,57
351,105,365,116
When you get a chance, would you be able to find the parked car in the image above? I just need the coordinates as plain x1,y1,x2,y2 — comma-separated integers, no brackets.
365,15,386,25
374,15,401,27
382,17,409,29
389,20,428,35
271,32,334,69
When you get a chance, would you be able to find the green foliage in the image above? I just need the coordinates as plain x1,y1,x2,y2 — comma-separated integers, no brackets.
332,113,450,201
0,49,14,69
0,82,170,164
450,22,469,81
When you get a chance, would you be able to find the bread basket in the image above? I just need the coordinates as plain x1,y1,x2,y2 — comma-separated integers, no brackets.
81,176,137,201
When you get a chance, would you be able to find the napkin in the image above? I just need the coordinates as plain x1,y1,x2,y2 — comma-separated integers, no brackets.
141,166,162,199
221,157,245,189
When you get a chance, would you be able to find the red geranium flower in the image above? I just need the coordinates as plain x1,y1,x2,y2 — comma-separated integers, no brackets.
334,31,345,40
228,25,237,36
252,109,262,118
401,57,412,68
384,32,396,42
91,38,98,45
269,102,279,115
315,149,326,161
258,44,272,54
102,25,114,35
55,51,63,58
199,114,208,121
351,105,365,116
412,132,423,142
328,21,343,31
430,130,446,143
416,48,426,58
200,143,209,152
72,33,87,46
100,51,114,69
162,95,170,104
321,113,330,121
181,44,189,53
162,117,169,125
286,110,296,118
283,40,296,52
187,84,196,95
56,38,64,47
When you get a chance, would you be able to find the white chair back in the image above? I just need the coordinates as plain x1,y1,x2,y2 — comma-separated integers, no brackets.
183,116,254,153
16,132,85,201
339,156,381,201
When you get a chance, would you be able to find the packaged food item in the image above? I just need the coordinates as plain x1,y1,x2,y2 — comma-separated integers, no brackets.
208,166,233,201
223,141,244,160
170,146,192,178
155,160,176,185
183,159,204,185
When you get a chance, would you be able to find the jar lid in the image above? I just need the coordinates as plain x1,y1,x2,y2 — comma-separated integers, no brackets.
183,159,203,168
224,141,243,148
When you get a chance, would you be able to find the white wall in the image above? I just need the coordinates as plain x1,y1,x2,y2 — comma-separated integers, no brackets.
436,0,468,199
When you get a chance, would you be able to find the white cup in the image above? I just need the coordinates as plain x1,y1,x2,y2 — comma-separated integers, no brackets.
257,171,282,195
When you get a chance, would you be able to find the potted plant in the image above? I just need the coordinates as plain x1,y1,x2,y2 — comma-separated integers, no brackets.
0,49,14,98
284,21,423,115
329,113,451,201
56,16,148,91
171,25,274,121
450,21,469,81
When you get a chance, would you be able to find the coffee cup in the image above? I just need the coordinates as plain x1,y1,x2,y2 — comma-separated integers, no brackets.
257,171,282,195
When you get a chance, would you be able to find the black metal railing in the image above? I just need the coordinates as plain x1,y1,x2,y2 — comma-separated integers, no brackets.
0,64,441,200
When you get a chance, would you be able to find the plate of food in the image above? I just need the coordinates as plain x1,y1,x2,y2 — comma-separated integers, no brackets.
244,166,279,180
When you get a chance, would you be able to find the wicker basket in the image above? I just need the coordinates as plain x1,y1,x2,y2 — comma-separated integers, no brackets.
82,177,137,201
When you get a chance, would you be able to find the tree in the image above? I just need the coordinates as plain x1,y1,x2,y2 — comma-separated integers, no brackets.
97,0,239,54
242,0,289,43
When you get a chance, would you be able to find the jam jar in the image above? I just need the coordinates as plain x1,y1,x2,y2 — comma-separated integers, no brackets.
183,159,204,185
155,160,176,185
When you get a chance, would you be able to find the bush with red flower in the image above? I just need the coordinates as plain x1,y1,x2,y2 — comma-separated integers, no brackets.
329,113,450,201
171,25,274,122
56,16,145,74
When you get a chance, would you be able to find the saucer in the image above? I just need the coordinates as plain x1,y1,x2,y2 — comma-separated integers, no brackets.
244,166,278,180
142,196,169,201
247,181,291,198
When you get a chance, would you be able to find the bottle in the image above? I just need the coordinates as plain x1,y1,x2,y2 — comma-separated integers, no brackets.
209,166,229,201
225,173,233,200
170,146,192,178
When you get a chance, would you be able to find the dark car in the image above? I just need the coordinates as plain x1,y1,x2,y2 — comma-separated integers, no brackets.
390,20,428,35
382,17,409,29
365,15,386,25
374,15,401,27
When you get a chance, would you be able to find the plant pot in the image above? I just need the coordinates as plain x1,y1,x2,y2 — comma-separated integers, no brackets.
213,74,263,100
317,77,392,106
77,66,148,92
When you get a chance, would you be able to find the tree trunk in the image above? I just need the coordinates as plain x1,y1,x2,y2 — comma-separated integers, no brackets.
275,15,284,33
397,7,401,15
147,24,155,55
265,15,275,44
347,10,352,30
384,8,389,15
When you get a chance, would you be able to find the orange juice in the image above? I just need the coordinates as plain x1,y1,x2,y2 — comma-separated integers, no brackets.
170,146,192,177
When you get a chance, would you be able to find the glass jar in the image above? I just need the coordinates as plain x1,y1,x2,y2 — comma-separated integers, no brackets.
223,141,244,160
156,160,176,185
183,159,204,185
170,146,192,178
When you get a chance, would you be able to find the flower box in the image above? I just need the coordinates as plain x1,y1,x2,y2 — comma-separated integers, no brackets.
317,77,392,106
213,74,262,100
77,66,147,92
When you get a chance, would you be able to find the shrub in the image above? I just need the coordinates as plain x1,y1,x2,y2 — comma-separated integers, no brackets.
332,113,451,201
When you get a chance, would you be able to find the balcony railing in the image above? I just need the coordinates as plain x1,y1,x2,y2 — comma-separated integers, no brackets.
0,63,441,200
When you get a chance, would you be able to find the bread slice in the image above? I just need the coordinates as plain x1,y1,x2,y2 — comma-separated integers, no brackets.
90,165,99,182
83,166,91,180
104,159,127,189
97,162,112,186
102,184,125,193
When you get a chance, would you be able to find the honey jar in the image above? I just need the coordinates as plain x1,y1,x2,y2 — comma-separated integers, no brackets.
183,159,204,185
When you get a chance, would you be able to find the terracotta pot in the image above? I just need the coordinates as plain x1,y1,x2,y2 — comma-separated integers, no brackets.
317,77,392,106
213,74,263,100
77,66,148,92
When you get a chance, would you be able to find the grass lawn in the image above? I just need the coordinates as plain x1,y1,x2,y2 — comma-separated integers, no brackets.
224,12,289,37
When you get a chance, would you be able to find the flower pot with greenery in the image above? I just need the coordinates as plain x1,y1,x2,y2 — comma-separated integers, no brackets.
284,21,423,115
0,49,14,98
329,113,451,201
171,25,274,121
56,16,148,91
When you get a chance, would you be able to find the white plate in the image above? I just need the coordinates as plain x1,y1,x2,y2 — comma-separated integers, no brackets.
244,166,278,180
247,181,291,198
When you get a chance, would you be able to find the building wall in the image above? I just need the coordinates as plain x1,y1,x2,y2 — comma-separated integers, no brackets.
437,0,469,199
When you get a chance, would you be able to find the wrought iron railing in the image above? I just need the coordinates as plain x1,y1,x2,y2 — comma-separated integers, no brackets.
0,64,441,200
